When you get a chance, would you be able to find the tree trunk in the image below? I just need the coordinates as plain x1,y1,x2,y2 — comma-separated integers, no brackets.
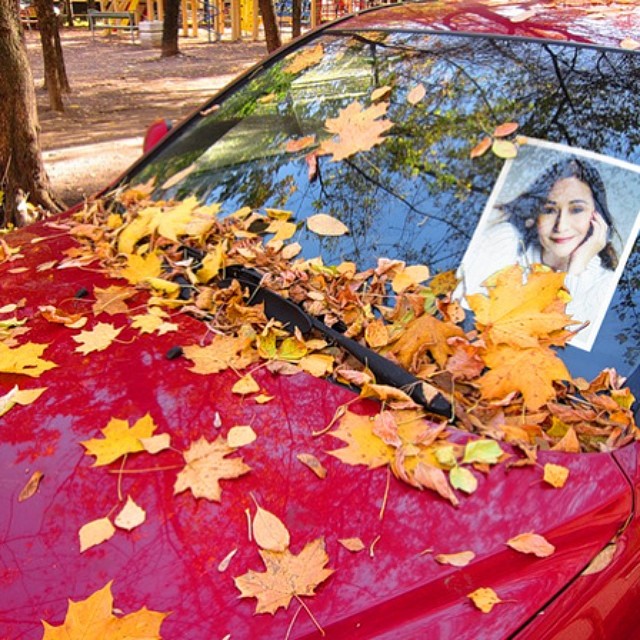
161,0,180,58
258,0,280,52
35,0,70,112
62,0,73,27
291,0,301,38
0,0,62,226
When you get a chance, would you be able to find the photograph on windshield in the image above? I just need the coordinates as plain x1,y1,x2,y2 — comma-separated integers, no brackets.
458,139,640,351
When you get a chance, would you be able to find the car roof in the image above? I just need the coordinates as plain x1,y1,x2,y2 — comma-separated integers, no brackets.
330,0,640,51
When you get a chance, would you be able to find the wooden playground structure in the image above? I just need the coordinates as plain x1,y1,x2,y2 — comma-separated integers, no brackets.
90,0,387,42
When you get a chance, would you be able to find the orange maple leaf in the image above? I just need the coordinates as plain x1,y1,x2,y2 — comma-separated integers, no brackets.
92,285,137,316
41,581,168,639
234,537,334,614
182,334,258,374
319,101,394,162
174,436,251,501
467,265,574,349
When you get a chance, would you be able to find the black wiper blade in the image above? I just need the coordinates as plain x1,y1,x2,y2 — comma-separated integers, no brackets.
223,265,452,419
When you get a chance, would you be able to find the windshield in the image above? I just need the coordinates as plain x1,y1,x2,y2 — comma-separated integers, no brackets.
128,30,640,380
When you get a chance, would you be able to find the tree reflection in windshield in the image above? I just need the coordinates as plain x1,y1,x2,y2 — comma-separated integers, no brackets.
129,31,640,378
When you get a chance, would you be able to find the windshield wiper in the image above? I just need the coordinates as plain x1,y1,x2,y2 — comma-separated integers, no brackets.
217,263,452,419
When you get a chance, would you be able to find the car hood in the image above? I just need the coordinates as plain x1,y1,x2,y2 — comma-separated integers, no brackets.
0,220,634,638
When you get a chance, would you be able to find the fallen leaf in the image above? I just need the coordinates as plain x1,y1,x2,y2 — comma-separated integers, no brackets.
227,425,257,448
434,550,475,567
407,83,426,105
0,385,46,417
319,101,393,162
39,305,87,328
414,463,460,507
551,426,581,453
582,543,616,575
284,43,324,74
449,466,478,494
183,334,257,374
371,85,392,101
468,587,503,613
296,453,327,479
507,532,555,557
252,504,291,552
79,517,116,552
470,136,492,158
306,213,349,237
41,581,169,638
285,135,317,153
0,342,57,377
491,138,518,158
174,436,251,502
72,323,123,355
493,122,519,137
232,373,261,395
338,537,365,552
543,462,569,488
218,548,238,572
18,470,44,502
234,537,334,614
92,285,137,316
81,414,157,466
139,433,171,454
114,496,146,531
462,439,504,465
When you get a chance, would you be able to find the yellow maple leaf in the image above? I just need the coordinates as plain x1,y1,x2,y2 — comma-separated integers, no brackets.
478,344,570,410
156,197,200,242
131,311,178,335
81,414,157,466
174,436,251,501
234,537,334,614
0,342,57,377
467,587,503,613
319,101,394,162
183,334,258,374
467,265,573,349
116,205,160,254
73,322,123,355
41,581,168,639
0,385,46,417
119,252,163,286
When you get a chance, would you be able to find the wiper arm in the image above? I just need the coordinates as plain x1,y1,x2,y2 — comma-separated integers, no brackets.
222,264,452,419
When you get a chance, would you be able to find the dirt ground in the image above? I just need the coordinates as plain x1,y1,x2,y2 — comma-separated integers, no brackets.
26,27,266,205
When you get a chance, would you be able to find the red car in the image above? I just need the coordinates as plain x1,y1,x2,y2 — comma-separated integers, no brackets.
2,1,640,638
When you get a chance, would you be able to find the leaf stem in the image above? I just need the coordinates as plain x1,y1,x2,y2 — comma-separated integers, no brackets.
108,464,182,474
284,604,303,640
379,466,391,521
293,595,325,637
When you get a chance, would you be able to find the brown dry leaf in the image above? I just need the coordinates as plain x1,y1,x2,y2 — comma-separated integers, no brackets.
306,213,349,237
284,43,324,74
296,453,327,479
365,319,390,348
234,537,334,614
470,136,492,158
414,463,460,507
582,543,617,576
18,470,44,502
252,503,291,552
467,587,503,613
79,517,116,552
507,532,555,557
319,101,393,162
493,121,519,137
407,83,426,105
434,550,475,567
183,334,257,374
391,264,430,293
174,436,251,502
298,353,334,377
551,426,581,453
81,414,157,466
338,537,365,552
39,305,87,328
41,581,168,638
227,425,257,448
73,323,123,355
92,285,137,316
543,462,570,488
0,342,57,378
114,495,146,531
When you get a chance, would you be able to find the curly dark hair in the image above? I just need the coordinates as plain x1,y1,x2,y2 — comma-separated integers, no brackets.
497,157,618,270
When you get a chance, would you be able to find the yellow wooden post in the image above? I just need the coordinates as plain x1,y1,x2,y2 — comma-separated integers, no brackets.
231,0,241,41
252,0,259,41
310,0,317,27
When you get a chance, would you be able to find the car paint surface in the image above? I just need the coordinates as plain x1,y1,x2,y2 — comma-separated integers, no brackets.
2,2,640,638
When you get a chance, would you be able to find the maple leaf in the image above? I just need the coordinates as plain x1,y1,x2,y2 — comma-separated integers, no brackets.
131,309,178,335
478,344,570,410
283,43,324,74
0,342,57,377
174,436,251,501
319,101,394,162
118,252,163,285
81,414,157,466
183,334,258,374
92,285,137,316
41,581,168,639
467,265,573,349
0,385,46,417
234,537,334,614
73,322,123,355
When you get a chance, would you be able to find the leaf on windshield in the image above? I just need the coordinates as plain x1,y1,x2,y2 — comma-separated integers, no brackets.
285,135,317,154
41,581,169,639
407,83,426,105
0,342,57,378
284,43,324,74
319,101,394,162
81,414,157,466
306,213,349,236
491,138,518,158
72,322,123,355
371,85,392,102
174,436,251,502
234,537,334,614
391,264,430,293
507,532,555,557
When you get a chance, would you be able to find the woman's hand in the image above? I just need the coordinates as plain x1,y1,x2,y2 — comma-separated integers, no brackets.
568,211,608,275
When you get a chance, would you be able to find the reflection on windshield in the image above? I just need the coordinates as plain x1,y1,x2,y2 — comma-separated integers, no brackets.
129,31,640,378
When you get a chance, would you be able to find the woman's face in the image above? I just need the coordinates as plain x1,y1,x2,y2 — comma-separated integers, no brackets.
537,176,595,268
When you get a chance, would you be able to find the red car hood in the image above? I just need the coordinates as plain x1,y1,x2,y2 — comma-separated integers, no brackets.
0,221,633,638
